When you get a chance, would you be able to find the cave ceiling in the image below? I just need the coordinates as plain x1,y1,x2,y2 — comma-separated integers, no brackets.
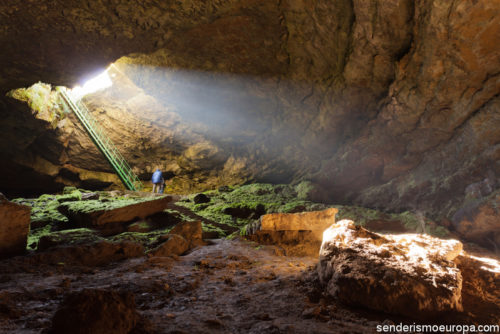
0,0,499,220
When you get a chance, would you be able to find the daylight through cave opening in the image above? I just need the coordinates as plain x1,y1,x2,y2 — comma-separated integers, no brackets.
0,1,499,331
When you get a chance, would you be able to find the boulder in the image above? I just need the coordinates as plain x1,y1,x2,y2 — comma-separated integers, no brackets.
49,289,140,334
0,193,31,258
260,208,338,235
247,208,339,256
193,193,210,204
59,196,172,229
454,254,500,324
318,220,463,319
149,234,189,257
169,220,203,247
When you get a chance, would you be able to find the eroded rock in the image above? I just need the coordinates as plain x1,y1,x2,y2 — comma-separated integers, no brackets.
318,220,463,319
149,234,189,257
169,220,203,248
0,193,31,258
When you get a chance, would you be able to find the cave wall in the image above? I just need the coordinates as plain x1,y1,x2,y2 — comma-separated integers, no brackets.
0,0,499,221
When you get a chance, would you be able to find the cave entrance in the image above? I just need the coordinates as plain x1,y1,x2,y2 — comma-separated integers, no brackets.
55,66,143,191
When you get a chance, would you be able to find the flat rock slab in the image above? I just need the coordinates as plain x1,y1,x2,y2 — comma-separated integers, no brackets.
59,196,172,228
260,208,338,232
318,220,463,319
0,193,31,258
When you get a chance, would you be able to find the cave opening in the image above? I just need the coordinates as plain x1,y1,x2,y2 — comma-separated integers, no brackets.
0,0,499,332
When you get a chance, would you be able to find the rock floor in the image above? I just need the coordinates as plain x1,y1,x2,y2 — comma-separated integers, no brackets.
0,239,388,333
1,237,498,333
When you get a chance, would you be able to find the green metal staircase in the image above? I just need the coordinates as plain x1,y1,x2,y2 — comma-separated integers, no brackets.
57,87,143,191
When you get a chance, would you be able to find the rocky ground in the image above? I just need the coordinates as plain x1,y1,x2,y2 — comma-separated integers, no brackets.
0,239,387,334
0,184,498,333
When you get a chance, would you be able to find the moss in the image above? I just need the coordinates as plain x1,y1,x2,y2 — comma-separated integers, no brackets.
7,82,66,128
294,180,314,200
38,228,102,250
22,194,69,227
59,196,159,214
336,205,385,226
201,223,227,237
63,186,78,194
163,209,197,223
27,224,52,250
176,183,330,231
56,189,82,203
110,228,172,249
176,183,452,239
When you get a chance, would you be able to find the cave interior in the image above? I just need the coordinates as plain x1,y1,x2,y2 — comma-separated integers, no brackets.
0,1,499,333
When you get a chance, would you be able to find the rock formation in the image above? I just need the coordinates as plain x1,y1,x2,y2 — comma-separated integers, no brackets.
319,219,463,317
0,193,31,258
0,0,498,248
248,208,339,256
318,220,497,321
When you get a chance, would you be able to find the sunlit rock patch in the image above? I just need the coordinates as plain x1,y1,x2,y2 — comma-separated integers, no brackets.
317,220,497,320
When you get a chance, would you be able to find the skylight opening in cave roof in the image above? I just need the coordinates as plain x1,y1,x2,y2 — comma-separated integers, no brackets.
70,68,113,100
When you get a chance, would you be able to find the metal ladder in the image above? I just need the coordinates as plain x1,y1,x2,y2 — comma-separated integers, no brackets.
57,86,143,191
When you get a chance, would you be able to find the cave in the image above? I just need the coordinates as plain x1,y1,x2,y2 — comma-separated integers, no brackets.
0,1,499,333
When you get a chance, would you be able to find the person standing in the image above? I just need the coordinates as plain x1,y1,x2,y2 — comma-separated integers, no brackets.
151,168,163,193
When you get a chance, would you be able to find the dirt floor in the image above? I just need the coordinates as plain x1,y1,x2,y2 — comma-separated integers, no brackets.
0,238,397,334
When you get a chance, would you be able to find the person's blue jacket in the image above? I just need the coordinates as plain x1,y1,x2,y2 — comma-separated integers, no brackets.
152,169,163,183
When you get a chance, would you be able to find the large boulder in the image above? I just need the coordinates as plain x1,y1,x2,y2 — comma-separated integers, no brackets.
454,253,500,324
318,220,463,319
169,220,203,248
248,208,339,256
49,289,140,334
149,234,189,257
0,193,31,258
58,196,172,230
149,220,204,257
260,208,338,235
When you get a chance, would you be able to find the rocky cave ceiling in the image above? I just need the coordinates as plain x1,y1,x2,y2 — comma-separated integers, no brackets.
0,0,499,224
